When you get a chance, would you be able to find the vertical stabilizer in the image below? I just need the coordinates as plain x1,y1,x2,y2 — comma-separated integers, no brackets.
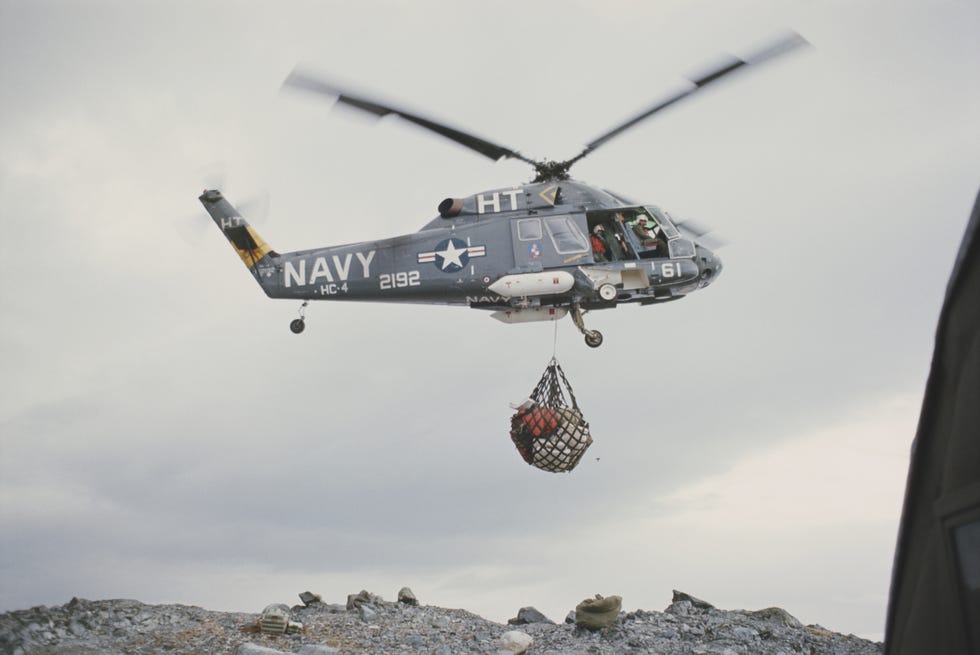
198,189,279,284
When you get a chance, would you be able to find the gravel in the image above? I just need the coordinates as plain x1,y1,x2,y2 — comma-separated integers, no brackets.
0,592,883,655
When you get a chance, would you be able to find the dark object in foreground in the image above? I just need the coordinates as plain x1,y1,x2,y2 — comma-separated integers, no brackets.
885,187,980,655
510,358,593,472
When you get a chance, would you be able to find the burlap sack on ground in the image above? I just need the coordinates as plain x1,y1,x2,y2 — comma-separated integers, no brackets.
575,594,622,630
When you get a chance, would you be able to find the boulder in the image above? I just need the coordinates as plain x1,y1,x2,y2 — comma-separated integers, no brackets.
670,590,714,610
498,630,533,654
397,587,418,606
574,594,622,630
507,606,553,625
346,590,381,610
744,606,803,628
298,592,322,607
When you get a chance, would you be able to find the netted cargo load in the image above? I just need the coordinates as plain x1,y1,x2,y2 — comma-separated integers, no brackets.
510,358,593,473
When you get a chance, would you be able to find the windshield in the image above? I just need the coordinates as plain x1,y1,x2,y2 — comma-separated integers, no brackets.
645,206,680,240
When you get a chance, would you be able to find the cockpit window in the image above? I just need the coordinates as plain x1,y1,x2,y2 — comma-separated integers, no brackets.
545,216,589,254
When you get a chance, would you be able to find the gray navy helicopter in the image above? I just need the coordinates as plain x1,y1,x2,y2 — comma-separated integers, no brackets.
200,33,807,347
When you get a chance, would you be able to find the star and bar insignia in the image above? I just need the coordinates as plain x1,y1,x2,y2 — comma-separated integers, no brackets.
417,238,487,272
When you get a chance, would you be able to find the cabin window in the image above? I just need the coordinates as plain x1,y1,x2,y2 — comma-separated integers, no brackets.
953,516,980,649
545,216,589,254
517,218,543,241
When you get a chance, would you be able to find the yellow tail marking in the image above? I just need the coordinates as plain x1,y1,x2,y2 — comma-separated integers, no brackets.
231,226,274,267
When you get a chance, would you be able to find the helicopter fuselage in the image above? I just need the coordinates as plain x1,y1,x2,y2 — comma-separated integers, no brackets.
200,179,722,327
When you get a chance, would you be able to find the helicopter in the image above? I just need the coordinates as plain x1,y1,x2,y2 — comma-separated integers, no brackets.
199,33,807,348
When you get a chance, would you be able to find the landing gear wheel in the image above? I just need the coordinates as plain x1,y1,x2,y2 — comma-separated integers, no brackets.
570,301,605,349
598,284,617,301
291,301,309,334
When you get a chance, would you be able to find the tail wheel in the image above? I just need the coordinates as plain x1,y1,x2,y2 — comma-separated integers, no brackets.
290,319,306,334
585,331,604,348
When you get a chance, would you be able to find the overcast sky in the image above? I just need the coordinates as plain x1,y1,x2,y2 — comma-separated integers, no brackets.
1,0,978,641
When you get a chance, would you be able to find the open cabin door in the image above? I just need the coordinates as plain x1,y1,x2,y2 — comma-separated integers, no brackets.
586,207,673,260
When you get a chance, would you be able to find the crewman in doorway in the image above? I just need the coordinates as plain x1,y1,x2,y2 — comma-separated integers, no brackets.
590,225,609,262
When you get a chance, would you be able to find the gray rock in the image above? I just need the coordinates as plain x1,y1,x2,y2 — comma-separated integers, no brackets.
507,606,554,625
744,606,804,628
403,634,426,648
671,590,715,610
397,586,418,606
666,599,692,616
358,604,376,623
729,625,760,642
296,645,340,655
233,644,290,655
498,630,533,654
298,591,322,606
346,589,381,610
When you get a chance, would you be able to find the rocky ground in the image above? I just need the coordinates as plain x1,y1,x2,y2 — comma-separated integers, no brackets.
0,590,882,655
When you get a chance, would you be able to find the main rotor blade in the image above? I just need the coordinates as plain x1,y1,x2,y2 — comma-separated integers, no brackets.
283,68,539,167
565,32,810,167
676,218,729,250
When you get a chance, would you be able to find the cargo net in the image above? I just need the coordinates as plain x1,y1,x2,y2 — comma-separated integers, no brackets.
510,358,593,473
